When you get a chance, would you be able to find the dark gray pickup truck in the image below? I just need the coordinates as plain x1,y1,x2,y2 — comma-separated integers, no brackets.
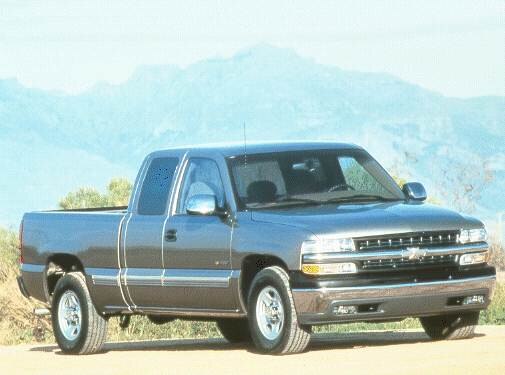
18,142,496,354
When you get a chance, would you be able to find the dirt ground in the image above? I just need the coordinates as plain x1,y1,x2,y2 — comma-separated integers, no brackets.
1,326,504,375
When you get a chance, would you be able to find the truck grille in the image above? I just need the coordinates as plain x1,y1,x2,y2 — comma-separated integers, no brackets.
355,231,460,252
361,254,458,271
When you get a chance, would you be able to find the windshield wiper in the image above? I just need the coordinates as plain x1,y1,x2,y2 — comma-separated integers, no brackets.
246,196,322,210
322,194,401,204
276,196,322,204
247,195,400,209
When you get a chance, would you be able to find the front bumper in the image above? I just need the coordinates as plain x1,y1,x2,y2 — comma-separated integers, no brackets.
292,275,496,325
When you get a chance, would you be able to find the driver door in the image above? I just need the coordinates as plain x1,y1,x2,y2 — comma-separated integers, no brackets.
161,157,235,310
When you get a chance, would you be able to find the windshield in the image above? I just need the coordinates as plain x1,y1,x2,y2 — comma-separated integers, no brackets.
227,149,405,210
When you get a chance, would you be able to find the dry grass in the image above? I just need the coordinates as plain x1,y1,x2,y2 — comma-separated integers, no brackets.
0,228,51,344
0,277,52,344
480,282,505,324
489,241,505,271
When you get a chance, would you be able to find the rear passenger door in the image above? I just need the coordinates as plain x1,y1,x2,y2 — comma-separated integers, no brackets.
122,156,180,308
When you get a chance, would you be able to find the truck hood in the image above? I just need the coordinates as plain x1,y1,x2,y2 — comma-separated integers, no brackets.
251,201,482,238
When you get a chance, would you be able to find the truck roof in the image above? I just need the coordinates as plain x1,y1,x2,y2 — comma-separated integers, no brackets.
153,141,362,158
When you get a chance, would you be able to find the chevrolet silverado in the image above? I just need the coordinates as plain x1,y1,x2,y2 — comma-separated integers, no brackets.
18,142,496,354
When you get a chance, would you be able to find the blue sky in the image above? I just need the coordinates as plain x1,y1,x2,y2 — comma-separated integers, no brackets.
0,0,503,97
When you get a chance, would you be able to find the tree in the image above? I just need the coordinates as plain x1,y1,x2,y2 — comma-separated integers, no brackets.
59,178,132,209
388,151,418,185
436,158,493,214
391,175,408,189
389,146,494,213
106,178,133,206
388,151,441,206
0,227,18,282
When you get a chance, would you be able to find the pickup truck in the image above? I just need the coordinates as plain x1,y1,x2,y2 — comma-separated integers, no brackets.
18,142,496,354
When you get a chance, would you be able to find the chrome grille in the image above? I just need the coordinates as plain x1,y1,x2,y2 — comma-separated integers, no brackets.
361,254,458,271
355,231,460,252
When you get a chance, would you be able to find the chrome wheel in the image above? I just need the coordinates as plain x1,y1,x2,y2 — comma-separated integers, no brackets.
58,290,82,341
255,286,285,340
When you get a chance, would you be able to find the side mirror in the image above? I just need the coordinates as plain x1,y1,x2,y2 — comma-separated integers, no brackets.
402,182,427,201
186,194,218,215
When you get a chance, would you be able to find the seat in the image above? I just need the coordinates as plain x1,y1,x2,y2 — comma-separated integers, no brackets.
246,180,277,203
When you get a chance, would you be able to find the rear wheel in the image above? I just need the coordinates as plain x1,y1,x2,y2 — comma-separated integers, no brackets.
420,312,479,340
216,319,251,343
247,266,311,354
52,272,108,354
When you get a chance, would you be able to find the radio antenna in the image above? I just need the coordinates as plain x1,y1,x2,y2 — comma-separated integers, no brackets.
243,122,248,168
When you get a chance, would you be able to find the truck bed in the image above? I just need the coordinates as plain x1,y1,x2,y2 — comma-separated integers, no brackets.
22,209,127,270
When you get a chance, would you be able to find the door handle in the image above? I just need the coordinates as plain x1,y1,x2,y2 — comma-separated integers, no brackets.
165,229,177,242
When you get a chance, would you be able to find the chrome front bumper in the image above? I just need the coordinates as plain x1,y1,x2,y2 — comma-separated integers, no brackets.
292,275,496,325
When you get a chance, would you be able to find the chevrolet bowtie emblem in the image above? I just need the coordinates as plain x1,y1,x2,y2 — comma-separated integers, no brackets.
403,247,426,260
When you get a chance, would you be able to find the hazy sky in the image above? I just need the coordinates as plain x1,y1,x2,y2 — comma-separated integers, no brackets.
1,0,503,97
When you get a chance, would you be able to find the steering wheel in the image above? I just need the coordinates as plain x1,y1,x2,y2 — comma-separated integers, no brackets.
327,183,356,192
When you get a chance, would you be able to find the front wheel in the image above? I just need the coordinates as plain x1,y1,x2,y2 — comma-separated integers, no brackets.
420,312,479,340
52,272,108,354
248,266,311,354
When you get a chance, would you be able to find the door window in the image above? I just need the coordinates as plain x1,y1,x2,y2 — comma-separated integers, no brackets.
177,158,225,213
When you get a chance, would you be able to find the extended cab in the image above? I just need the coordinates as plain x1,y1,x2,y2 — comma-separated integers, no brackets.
18,142,496,354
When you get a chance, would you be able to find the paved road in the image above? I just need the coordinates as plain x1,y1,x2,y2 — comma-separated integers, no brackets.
2,326,504,374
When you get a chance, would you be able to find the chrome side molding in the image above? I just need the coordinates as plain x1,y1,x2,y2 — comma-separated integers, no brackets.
87,267,240,289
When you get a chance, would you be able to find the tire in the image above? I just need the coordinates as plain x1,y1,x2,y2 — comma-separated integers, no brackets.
216,319,251,343
420,311,480,340
51,272,108,354
247,266,311,354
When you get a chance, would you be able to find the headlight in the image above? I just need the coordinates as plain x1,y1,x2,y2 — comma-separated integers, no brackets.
301,238,355,253
459,228,487,244
302,262,357,275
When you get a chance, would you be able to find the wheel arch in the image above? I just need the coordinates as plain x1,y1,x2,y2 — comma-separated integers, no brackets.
239,254,290,313
44,253,85,302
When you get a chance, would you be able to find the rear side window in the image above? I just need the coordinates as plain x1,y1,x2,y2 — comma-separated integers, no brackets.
137,157,179,215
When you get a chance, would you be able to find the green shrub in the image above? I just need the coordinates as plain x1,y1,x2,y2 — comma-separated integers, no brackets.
0,227,19,282
480,282,505,325
59,178,132,209
489,241,505,271
0,227,51,344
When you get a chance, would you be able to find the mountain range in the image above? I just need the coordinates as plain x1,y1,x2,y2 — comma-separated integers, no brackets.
1,45,503,232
